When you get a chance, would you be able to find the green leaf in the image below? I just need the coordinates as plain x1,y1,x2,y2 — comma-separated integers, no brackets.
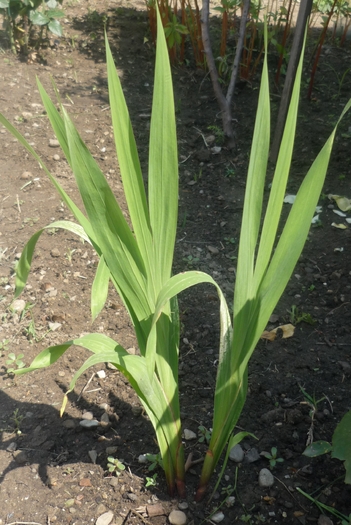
46,8,65,18
91,255,110,322
15,221,91,298
148,7,179,287
303,441,333,457
48,19,63,36
332,410,351,484
105,36,155,300
0,1,9,8
29,10,49,25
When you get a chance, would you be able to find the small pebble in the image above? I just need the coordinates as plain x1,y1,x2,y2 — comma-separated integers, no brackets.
88,450,98,464
79,420,99,429
226,496,235,507
11,299,26,313
211,512,225,523
6,442,17,452
229,444,244,462
53,154,60,161
96,511,114,525
178,502,189,510
258,468,274,487
20,171,32,180
183,429,197,440
49,138,60,148
106,446,118,455
100,413,110,428
82,411,94,420
96,370,106,379
245,447,260,463
50,248,60,257
168,510,187,525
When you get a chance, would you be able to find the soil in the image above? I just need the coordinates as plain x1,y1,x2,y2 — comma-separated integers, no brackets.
0,1,351,524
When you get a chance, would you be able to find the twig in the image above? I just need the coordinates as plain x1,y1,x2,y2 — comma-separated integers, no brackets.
16,194,21,213
77,372,95,401
193,126,209,147
273,476,309,513
179,154,192,164
6,522,44,525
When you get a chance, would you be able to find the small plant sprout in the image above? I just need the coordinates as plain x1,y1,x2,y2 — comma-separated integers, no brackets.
6,353,25,373
260,447,284,468
145,452,163,471
10,408,24,435
107,457,125,476
299,384,328,446
288,305,316,325
198,425,212,444
65,248,76,263
0,338,10,353
145,473,158,487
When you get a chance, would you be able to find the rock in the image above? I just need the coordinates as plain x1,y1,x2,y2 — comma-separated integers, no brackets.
20,171,32,180
138,454,148,463
109,477,119,488
126,492,137,501
207,245,219,255
245,447,260,463
147,503,166,517
50,248,60,257
169,510,187,525
211,511,225,523
96,370,106,379
79,420,99,429
49,138,60,148
88,450,98,463
22,111,33,120
205,134,216,145
48,322,61,331
318,515,334,525
96,511,114,525
229,444,244,463
258,468,274,487
11,299,26,313
79,478,92,487
82,411,94,420
53,154,60,161
6,442,17,452
178,502,189,510
106,446,118,455
183,429,197,440
211,146,221,154
226,496,235,507
100,413,110,427
338,361,350,372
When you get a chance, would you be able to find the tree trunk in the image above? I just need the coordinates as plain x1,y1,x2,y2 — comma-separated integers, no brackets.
270,0,313,164
201,0,250,149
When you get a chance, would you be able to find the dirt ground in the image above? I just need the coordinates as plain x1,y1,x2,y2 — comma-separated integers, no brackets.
0,1,351,524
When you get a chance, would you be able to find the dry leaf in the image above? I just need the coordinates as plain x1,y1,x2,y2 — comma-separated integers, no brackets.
333,209,347,217
331,222,348,229
328,194,351,212
261,324,295,341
